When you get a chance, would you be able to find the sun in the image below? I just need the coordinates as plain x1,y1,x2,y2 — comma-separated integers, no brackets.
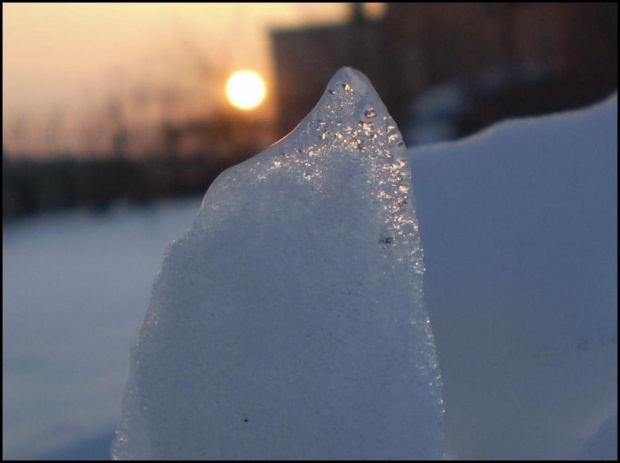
225,70,266,111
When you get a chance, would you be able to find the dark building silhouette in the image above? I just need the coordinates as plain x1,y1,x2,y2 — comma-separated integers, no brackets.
271,3,617,140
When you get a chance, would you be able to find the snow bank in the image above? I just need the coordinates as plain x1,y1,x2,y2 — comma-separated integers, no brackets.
112,68,444,460
409,94,617,459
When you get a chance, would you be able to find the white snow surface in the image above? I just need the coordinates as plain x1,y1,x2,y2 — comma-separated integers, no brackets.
4,77,615,461
408,94,617,459
112,68,444,460
2,198,202,459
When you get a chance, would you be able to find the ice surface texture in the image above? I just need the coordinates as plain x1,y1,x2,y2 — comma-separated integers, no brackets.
409,94,617,459
112,68,444,460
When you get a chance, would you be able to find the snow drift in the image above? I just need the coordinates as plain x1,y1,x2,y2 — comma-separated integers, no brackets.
409,94,617,459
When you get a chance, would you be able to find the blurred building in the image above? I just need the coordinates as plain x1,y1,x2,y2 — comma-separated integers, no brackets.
271,3,617,140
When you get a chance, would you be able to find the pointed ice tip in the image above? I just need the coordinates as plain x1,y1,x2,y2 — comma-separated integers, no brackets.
330,67,372,95
266,65,402,155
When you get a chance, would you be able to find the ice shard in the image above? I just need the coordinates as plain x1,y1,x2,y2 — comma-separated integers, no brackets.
112,67,444,460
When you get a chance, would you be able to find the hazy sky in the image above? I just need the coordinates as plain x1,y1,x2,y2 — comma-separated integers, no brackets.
4,3,377,153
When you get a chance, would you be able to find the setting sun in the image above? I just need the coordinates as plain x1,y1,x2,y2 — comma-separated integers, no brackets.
225,70,267,111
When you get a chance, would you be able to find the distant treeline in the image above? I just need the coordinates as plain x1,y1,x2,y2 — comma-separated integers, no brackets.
2,155,240,218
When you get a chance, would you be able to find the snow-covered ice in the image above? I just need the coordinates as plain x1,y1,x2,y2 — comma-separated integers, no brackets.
409,94,617,459
112,68,444,460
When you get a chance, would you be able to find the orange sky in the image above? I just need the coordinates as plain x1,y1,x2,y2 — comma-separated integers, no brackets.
2,3,347,111
3,3,387,154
